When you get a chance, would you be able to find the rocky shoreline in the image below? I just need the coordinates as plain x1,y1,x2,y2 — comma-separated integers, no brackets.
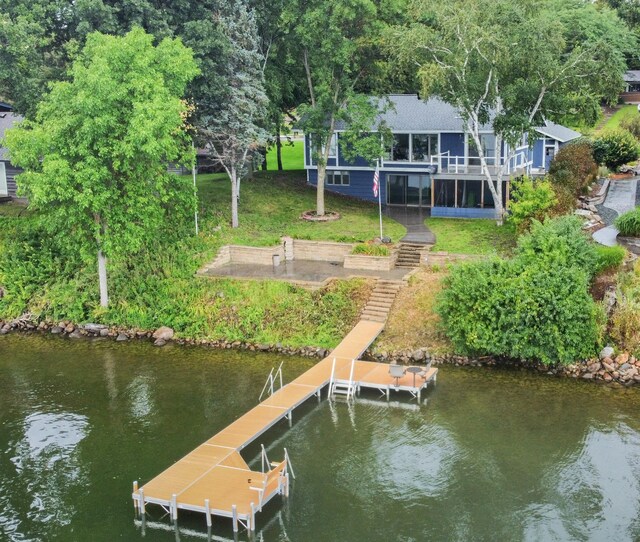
1,316,638,386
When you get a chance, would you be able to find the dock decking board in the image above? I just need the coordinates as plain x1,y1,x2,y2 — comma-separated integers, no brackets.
134,318,437,532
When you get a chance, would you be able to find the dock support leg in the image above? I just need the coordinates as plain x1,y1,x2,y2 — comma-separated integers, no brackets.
232,504,238,533
133,481,139,511
285,471,290,497
386,386,390,401
171,493,178,521
288,411,292,427
250,502,256,532
139,489,145,515
205,499,212,527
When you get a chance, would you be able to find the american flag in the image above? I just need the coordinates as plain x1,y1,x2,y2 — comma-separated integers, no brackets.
372,164,380,198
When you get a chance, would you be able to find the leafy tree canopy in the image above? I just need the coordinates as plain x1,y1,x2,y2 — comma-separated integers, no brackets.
5,27,199,304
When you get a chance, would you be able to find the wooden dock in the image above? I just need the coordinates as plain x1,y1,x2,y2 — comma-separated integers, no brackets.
132,320,437,533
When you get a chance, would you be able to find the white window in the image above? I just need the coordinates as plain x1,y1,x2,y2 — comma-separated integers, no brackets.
0,162,7,196
328,133,337,158
326,170,350,186
309,133,338,165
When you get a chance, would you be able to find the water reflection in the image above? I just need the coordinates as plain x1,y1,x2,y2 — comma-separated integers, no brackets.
8,411,88,533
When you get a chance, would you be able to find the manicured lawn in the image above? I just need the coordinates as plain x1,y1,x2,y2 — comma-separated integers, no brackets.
598,105,639,133
265,139,304,170
425,217,517,256
196,170,406,246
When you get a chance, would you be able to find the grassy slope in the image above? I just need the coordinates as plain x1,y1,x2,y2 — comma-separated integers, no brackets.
265,140,304,170
598,105,638,133
374,268,452,354
426,218,517,256
0,171,403,348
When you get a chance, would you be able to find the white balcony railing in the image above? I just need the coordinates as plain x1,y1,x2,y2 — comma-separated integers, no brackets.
430,150,532,176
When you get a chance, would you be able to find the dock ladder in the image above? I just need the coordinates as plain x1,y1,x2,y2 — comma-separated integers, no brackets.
329,358,357,400
259,361,284,400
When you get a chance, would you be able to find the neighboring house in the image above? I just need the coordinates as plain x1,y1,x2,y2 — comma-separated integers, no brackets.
304,95,580,218
0,107,24,200
621,71,640,103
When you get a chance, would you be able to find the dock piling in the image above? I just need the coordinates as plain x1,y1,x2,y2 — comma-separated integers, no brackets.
250,502,256,532
139,488,145,515
133,481,139,511
232,504,238,532
205,498,212,527
171,493,178,521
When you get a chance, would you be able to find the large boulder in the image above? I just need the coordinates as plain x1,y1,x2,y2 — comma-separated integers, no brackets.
599,346,614,360
152,326,174,341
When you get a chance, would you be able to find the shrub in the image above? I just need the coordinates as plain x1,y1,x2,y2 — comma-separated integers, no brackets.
592,130,639,170
594,245,626,275
507,176,557,232
436,258,603,365
597,166,610,178
610,298,640,355
620,115,640,140
615,207,640,237
548,139,598,196
352,243,391,256
515,216,599,279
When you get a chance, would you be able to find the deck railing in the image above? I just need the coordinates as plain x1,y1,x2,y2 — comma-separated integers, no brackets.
431,150,532,176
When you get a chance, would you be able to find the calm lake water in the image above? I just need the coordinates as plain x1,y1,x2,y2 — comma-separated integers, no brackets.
2,334,640,542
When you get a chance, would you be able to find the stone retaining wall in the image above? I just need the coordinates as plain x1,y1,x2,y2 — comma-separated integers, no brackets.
343,250,398,271
291,239,355,262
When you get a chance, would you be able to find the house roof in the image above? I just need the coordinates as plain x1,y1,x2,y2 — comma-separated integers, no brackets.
534,120,582,143
0,112,24,162
335,94,580,141
376,94,493,132
624,70,640,83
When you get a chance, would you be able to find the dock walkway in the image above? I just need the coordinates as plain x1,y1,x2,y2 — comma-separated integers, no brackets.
132,320,437,533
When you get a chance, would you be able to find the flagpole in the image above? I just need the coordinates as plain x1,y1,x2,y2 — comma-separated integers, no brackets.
377,159,383,241
192,140,199,235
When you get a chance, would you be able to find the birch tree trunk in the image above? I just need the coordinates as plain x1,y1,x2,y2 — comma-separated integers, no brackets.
231,167,239,228
97,249,109,307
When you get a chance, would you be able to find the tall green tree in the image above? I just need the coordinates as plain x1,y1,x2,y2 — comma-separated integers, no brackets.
198,1,269,229
284,0,395,216
5,27,199,306
392,0,635,223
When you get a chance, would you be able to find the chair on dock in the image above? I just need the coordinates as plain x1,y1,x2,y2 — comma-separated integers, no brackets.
418,362,432,379
389,363,406,386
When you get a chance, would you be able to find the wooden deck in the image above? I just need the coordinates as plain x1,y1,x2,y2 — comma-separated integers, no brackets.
132,319,437,533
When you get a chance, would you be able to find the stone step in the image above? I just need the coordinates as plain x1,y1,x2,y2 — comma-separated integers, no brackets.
370,294,397,301
372,288,400,296
366,304,392,312
362,315,387,322
396,257,420,264
362,308,389,317
396,263,418,268
368,299,394,306
372,286,400,293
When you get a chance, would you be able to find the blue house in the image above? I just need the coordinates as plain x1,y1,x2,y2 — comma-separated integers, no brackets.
304,95,581,218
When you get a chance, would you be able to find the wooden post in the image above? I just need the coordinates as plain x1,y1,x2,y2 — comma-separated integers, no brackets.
232,505,239,532
205,499,212,527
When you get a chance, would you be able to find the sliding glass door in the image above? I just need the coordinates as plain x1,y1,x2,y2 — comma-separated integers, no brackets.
387,174,432,206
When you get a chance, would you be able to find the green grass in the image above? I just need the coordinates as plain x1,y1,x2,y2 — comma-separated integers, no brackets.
426,217,517,256
598,105,639,134
196,171,405,246
0,201,29,217
265,140,304,170
0,171,403,348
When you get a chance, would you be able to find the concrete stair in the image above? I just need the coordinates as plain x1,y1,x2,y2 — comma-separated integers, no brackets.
395,243,423,268
360,279,404,323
